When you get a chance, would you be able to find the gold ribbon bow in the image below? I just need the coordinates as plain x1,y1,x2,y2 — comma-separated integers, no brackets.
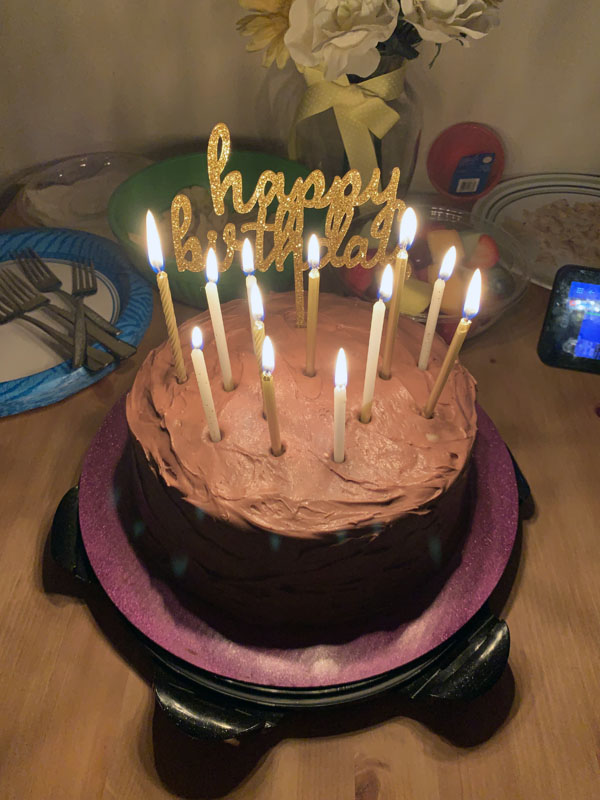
288,64,407,188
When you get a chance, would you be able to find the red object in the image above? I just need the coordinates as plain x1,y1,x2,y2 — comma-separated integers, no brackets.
436,319,457,344
467,233,500,270
408,237,432,273
427,122,505,204
344,264,374,295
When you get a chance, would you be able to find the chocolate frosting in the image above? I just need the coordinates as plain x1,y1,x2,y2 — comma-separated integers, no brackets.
127,292,477,537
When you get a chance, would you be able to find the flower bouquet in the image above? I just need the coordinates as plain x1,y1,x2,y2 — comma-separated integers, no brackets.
238,1,502,192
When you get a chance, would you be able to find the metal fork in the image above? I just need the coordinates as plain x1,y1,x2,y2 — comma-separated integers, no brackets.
71,261,98,368
15,252,136,360
0,269,114,372
16,249,121,336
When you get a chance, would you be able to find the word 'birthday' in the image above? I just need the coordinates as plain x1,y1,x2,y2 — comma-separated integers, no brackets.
170,123,405,275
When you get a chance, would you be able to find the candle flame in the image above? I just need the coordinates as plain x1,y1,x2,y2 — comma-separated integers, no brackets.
191,326,203,350
242,238,254,275
399,207,417,249
335,348,347,388
308,234,320,270
146,210,163,273
439,246,457,281
250,283,264,321
206,247,219,283
463,269,482,319
262,335,275,373
379,264,394,302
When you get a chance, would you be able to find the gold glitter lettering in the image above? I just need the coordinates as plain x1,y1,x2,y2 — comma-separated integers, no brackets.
171,194,203,272
172,123,405,325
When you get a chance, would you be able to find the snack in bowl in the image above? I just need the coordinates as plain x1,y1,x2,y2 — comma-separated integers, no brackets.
339,207,525,341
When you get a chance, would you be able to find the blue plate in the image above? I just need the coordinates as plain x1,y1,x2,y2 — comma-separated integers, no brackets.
0,228,152,417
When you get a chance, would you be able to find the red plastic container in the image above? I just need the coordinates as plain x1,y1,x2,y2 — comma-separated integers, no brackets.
426,122,505,203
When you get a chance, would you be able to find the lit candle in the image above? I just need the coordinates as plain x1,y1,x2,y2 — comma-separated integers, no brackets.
242,238,257,332
423,269,482,419
418,246,457,371
305,234,321,376
249,282,265,368
333,348,347,463
191,326,221,442
360,264,394,424
380,207,417,379
261,336,283,456
205,247,234,391
146,210,187,383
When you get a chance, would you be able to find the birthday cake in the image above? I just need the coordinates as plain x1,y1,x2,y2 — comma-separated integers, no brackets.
126,291,477,628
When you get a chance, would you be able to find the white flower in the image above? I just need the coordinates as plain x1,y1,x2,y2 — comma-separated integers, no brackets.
400,0,499,44
284,0,400,81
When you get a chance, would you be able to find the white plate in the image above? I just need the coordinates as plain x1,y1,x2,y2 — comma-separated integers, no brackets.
0,228,152,417
473,173,600,288
0,259,119,382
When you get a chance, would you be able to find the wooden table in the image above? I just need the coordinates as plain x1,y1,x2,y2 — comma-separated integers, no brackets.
1,242,599,798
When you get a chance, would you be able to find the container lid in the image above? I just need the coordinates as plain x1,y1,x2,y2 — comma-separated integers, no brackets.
427,122,505,203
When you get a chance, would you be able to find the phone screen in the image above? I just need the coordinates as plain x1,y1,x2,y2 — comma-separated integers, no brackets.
538,266,600,374
567,282,600,360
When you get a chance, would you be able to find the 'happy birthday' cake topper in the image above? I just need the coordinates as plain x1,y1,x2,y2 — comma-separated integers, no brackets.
170,123,405,326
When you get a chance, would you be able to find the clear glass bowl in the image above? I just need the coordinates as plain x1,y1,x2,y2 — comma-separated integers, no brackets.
18,152,153,239
337,203,530,340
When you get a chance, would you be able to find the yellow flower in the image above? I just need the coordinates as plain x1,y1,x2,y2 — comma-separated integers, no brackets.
237,0,293,69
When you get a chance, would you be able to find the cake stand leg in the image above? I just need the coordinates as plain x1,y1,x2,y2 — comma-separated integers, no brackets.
51,487,286,739
401,604,509,701
153,663,285,741
50,486,96,584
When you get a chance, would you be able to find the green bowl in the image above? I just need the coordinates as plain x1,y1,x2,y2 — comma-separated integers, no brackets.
108,151,326,308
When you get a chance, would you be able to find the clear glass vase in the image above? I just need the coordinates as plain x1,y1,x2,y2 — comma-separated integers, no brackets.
291,58,422,198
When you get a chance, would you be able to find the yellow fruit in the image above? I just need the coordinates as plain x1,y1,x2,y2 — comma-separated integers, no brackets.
398,277,432,316
426,229,465,267
427,263,472,315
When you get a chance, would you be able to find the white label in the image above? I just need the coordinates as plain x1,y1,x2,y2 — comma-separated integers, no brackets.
456,178,481,193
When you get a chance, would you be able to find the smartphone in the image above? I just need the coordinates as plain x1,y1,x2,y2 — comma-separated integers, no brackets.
537,265,600,375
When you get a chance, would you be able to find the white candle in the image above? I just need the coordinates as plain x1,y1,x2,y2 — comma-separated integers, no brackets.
242,238,257,332
191,326,221,442
305,233,321,376
418,246,457,371
333,348,347,463
360,264,394,424
205,247,234,391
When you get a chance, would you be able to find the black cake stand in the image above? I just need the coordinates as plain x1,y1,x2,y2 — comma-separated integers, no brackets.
49,398,530,740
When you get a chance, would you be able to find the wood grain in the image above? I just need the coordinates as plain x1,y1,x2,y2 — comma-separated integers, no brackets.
1,234,599,799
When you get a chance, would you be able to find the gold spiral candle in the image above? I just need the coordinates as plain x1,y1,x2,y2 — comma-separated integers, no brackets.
157,271,187,383
261,336,283,456
380,208,417,379
146,210,187,384
305,234,321,376
423,269,482,419
253,320,265,370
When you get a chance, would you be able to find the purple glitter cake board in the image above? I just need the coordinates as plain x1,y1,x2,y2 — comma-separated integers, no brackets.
78,397,518,689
